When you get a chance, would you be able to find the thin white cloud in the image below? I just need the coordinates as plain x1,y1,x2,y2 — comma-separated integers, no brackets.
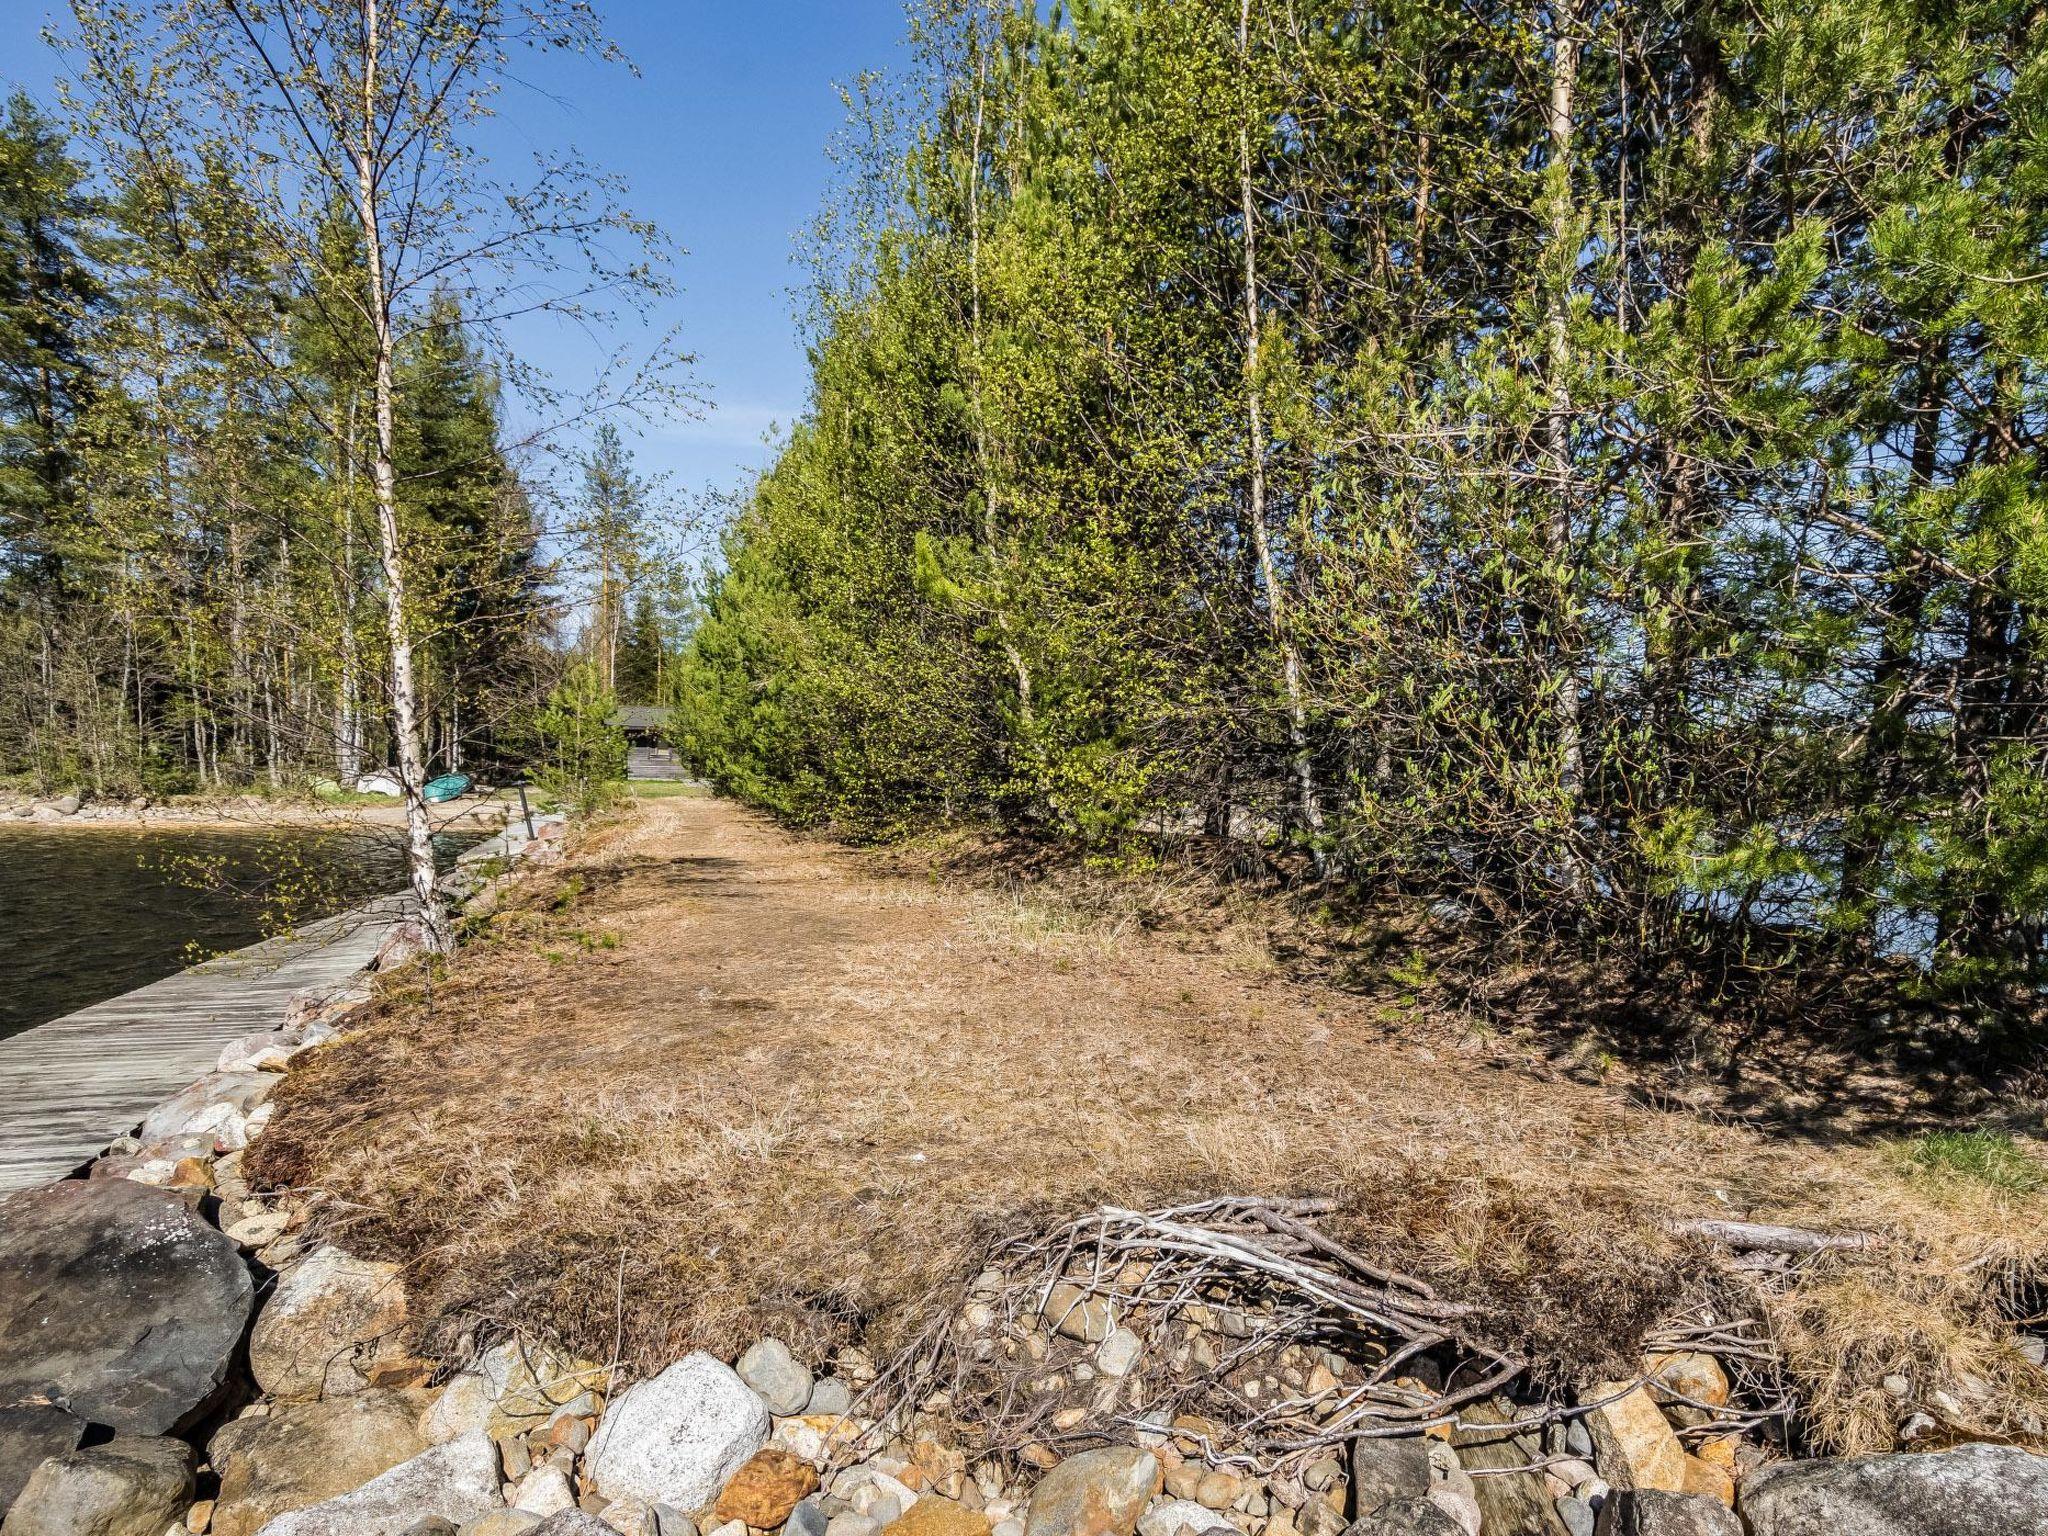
653,401,795,451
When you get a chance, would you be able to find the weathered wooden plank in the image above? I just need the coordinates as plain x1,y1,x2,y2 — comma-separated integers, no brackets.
0,895,406,1194
0,818,545,1196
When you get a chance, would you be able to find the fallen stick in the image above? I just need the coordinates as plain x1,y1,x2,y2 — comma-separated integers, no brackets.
1667,1217,1877,1255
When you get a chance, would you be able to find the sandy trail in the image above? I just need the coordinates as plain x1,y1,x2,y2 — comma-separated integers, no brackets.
252,795,2043,1450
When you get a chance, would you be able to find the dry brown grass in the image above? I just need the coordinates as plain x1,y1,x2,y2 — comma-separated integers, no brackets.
250,796,2048,1454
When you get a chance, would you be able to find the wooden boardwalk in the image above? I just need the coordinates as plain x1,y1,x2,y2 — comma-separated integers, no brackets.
0,895,407,1194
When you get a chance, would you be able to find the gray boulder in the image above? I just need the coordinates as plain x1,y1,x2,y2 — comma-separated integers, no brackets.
1593,1490,1740,1536
136,1072,273,1146
805,1378,854,1417
1342,1499,1462,1536
1024,1448,1162,1536
584,1353,769,1509
1741,1443,2048,1535
0,1407,88,1518
736,1338,812,1416
526,1518,620,1536
0,1180,253,1435
1350,1439,1430,1515
0,1437,195,1536
252,1431,503,1536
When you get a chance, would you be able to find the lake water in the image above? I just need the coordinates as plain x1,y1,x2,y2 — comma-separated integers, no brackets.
0,823,482,1041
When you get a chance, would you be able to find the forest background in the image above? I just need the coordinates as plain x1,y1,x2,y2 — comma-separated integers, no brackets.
675,0,2048,1040
7,0,2048,1035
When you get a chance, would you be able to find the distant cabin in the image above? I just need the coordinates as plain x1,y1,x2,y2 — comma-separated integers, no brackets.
614,706,687,781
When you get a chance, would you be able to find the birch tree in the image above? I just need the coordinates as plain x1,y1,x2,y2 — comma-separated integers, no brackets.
61,0,679,948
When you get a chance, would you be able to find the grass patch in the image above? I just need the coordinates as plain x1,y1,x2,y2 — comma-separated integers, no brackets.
311,788,408,807
1898,1129,2048,1195
629,780,709,799
250,794,2048,1458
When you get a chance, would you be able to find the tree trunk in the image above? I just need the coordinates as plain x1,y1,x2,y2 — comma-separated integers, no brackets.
336,397,364,786
1539,0,1584,897
967,43,1033,736
1238,0,1324,857
355,0,448,951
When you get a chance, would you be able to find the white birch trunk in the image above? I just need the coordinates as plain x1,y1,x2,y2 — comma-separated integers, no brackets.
355,0,449,950
1541,2,1585,894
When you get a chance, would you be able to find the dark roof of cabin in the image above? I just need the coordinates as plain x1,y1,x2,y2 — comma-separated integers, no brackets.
614,706,673,731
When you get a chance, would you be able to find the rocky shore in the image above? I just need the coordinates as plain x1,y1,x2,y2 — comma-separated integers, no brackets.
3,814,2045,1536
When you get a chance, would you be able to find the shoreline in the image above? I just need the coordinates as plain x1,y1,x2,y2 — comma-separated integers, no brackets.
0,811,558,1195
0,791,516,833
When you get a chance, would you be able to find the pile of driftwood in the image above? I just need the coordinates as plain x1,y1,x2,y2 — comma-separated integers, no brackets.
876,1197,1834,1474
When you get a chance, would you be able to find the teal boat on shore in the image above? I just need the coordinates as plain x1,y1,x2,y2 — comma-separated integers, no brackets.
422,773,473,803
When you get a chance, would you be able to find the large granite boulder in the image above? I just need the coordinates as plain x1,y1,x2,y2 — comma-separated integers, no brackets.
584,1353,769,1510
0,1437,195,1536
248,1246,411,1401
1344,1500,1463,1536
1741,1443,2048,1535
1023,1448,1163,1536
208,1390,434,1536
136,1073,274,1149
252,1432,502,1536
1593,1490,1741,1536
0,1407,88,1518
0,1180,253,1436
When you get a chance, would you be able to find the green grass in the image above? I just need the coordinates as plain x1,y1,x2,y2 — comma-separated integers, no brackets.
1898,1130,2048,1195
628,780,710,799
311,788,409,807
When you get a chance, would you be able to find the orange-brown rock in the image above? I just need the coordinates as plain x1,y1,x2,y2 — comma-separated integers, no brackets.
713,1449,819,1529
1583,1381,1688,1492
365,1357,434,1390
914,1438,968,1486
1168,1416,1223,1457
1694,1434,1740,1471
1682,1453,1736,1507
1644,1351,1732,1411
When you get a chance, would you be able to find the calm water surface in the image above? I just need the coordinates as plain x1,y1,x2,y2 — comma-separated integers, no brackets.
0,823,481,1040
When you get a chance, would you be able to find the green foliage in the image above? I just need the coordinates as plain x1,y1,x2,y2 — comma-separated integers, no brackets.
672,0,2048,1035
0,92,104,574
521,664,628,815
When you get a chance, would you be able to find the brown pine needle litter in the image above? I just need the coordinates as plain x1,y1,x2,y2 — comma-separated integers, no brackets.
249,795,2048,1456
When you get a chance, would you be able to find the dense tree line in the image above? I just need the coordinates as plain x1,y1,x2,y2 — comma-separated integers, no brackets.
679,0,2048,1025
0,92,550,797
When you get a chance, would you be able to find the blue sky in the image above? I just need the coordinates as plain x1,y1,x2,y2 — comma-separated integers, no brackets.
0,1,913,507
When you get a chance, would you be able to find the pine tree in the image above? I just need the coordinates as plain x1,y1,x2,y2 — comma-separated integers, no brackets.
0,93,103,586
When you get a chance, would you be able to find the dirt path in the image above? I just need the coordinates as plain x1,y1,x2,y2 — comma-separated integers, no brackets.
254,796,2042,1448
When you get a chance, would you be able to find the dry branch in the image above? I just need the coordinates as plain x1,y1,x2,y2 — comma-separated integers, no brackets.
1667,1218,1877,1256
